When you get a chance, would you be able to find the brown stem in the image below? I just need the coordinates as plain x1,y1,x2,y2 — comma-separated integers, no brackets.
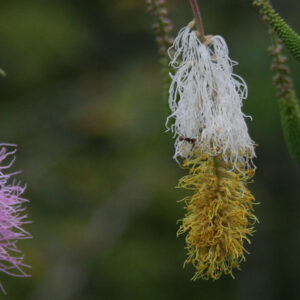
189,0,205,41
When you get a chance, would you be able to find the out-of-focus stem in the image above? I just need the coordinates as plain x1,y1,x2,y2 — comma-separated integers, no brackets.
145,0,174,108
268,31,300,164
146,0,174,58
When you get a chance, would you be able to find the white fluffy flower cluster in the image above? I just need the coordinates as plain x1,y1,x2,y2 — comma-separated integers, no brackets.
166,22,255,169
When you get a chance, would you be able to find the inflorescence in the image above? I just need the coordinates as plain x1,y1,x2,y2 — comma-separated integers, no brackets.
167,21,258,280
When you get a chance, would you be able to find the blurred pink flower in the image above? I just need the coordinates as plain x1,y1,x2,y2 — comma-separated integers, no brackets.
0,144,31,292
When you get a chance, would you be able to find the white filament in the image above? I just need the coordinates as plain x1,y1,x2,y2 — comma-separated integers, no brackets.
166,24,255,169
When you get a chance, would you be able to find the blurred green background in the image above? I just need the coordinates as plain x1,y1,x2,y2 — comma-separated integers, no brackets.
0,0,299,299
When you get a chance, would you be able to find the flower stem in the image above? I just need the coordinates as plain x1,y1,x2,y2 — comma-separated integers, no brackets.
189,0,205,41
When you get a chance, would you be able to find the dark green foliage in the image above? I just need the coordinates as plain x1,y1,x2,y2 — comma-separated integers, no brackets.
254,0,300,62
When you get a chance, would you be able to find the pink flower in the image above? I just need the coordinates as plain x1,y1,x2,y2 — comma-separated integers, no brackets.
0,144,31,292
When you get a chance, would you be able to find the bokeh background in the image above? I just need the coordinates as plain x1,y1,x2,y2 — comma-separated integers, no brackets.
0,0,299,299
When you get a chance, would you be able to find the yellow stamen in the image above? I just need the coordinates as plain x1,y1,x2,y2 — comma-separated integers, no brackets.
177,154,258,280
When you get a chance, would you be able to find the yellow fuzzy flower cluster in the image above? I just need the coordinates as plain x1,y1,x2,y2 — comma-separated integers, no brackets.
177,154,258,280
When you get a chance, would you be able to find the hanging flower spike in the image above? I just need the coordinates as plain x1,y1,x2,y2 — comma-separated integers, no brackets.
0,144,31,293
168,17,258,279
147,0,258,281
268,34,300,164
167,22,255,170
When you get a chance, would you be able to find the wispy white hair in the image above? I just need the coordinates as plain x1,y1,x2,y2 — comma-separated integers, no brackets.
166,23,255,169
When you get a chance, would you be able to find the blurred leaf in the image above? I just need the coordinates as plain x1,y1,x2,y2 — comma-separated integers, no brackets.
0,1,90,85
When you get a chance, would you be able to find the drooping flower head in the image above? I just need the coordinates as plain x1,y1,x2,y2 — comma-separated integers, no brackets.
0,144,31,291
167,21,255,170
167,21,258,280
